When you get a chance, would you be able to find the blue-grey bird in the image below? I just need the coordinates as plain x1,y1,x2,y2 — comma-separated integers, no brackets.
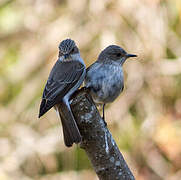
39,39,86,147
84,45,137,121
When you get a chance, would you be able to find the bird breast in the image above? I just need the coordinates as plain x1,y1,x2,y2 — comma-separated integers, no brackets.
87,62,124,104
100,64,124,102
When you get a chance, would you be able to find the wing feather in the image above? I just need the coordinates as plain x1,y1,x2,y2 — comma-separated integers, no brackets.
39,60,85,117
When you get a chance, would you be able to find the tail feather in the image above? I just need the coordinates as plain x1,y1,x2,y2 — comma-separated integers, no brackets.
58,109,75,147
55,102,82,147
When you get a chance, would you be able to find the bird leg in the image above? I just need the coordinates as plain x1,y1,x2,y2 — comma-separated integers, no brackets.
102,104,107,126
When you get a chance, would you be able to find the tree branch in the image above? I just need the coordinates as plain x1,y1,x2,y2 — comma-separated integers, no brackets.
70,88,135,180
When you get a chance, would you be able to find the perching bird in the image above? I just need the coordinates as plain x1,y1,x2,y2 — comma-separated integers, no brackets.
39,39,86,147
84,45,137,122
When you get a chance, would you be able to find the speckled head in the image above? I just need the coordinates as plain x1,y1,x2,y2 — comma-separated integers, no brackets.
98,45,137,65
58,39,79,58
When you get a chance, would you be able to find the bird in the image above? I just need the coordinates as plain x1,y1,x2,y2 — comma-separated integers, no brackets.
39,39,86,147
84,45,137,122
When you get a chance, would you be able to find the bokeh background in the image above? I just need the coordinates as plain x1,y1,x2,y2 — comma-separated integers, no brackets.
0,0,181,179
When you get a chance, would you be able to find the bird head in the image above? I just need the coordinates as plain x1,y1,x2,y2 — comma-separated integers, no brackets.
98,45,137,65
58,39,80,61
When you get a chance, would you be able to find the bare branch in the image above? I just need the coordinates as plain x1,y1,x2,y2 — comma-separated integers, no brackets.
70,89,135,180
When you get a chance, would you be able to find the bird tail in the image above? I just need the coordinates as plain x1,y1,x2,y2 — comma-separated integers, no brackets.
55,102,82,147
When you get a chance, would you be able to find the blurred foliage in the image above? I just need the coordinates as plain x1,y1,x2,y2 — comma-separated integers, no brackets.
0,0,181,179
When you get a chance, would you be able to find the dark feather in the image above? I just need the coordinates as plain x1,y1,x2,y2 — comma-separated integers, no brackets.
39,60,84,118
56,103,82,147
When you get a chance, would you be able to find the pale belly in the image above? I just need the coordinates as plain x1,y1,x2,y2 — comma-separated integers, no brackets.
91,67,124,104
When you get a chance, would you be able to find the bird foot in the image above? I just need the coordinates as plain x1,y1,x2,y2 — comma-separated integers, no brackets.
102,117,107,127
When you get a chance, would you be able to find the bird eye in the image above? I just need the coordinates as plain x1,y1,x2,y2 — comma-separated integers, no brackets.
71,47,75,53
116,53,121,57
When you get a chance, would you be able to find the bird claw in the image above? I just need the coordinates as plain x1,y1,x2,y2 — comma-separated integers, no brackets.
102,116,107,127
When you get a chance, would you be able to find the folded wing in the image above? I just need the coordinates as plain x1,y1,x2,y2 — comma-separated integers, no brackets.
39,60,85,117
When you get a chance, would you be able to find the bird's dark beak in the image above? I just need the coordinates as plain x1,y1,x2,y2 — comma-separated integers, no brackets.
126,54,137,58
64,54,69,59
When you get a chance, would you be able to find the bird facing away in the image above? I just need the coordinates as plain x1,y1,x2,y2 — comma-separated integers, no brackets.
39,39,86,147
84,45,137,121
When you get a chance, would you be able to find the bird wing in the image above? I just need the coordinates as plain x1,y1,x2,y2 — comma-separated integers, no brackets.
39,60,85,117
85,62,103,88
86,61,99,73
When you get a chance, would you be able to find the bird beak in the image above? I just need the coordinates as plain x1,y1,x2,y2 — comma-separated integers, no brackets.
126,54,137,58
64,54,69,59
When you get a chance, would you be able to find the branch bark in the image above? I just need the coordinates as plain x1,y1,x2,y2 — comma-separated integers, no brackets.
70,88,135,180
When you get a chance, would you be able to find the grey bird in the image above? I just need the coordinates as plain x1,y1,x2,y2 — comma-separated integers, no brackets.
84,45,137,121
39,39,86,147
